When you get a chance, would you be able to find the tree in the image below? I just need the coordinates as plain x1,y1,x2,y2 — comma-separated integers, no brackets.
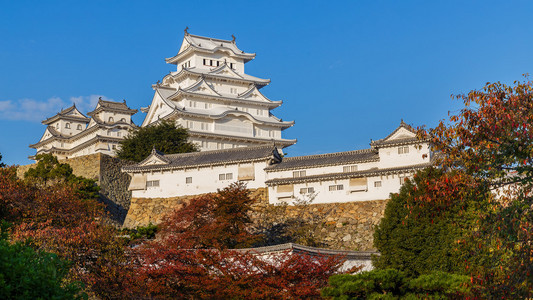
372,167,489,277
0,153,5,168
24,153,99,200
0,222,85,300
1,166,129,299
322,269,472,299
157,182,260,250
117,120,198,162
423,78,533,297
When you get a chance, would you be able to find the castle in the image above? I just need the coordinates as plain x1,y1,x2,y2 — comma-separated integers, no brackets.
122,31,432,206
30,31,432,207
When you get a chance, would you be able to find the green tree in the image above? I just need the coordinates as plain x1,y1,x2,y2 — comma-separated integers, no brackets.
373,167,489,277
0,222,85,299
117,120,198,162
0,153,5,168
24,154,99,200
322,269,472,299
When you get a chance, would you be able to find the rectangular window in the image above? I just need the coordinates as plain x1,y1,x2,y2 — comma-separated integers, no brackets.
217,61,220,67
146,180,160,188
186,177,192,184
201,122,209,130
398,146,409,154
329,184,344,191
219,173,233,180
230,63,234,69
203,59,207,65
230,88,237,94
293,170,306,178
374,181,382,188
343,165,358,172
299,187,315,194
117,132,121,137
399,175,407,185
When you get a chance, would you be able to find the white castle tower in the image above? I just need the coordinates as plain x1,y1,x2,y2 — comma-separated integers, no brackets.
141,29,296,151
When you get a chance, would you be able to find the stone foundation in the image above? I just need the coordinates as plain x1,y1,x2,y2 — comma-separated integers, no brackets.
124,188,387,251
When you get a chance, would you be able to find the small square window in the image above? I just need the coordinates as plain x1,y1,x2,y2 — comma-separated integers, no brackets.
293,171,306,178
147,180,160,188
374,181,382,188
398,146,409,154
299,187,315,194
329,184,343,191
186,177,192,184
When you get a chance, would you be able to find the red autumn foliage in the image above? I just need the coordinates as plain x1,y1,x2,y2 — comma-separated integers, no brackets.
157,182,261,250
127,245,344,299
420,78,533,297
0,166,129,298
1,167,349,299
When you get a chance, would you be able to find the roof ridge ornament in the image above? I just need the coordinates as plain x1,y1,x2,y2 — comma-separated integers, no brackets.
184,26,189,36
231,34,236,43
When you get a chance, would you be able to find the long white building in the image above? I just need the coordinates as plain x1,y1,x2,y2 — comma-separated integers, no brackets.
30,99,137,160
123,121,432,205
141,29,296,151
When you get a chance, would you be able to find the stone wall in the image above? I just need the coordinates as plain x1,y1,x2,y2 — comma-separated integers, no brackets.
124,188,268,228
124,188,387,251
98,155,135,224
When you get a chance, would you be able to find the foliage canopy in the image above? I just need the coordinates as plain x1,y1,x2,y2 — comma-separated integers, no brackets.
421,78,533,297
373,167,489,277
117,120,198,162
322,269,472,299
0,222,86,300
24,153,99,200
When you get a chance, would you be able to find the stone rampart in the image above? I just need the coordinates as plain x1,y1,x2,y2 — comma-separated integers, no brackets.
125,188,387,251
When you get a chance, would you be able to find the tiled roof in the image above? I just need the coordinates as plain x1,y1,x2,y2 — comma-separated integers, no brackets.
159,101,294,128
265,149,379,172
265,163,432,186
167,66,270,86
87,99,138,116
371,120,423,147
122,145,282,172
166,33,256,64
42,105,90,125
235,243,378,260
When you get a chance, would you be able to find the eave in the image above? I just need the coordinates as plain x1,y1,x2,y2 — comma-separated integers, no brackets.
265,163,432,186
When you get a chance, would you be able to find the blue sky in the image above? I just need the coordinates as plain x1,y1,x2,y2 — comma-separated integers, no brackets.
1,0,532,165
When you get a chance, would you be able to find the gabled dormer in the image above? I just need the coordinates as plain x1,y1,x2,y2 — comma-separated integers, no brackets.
370,120,418,149
371,120,431,169
138,148,172,167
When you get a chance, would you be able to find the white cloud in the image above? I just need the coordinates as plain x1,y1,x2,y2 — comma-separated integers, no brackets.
0,95,114,122
0,100,14,111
